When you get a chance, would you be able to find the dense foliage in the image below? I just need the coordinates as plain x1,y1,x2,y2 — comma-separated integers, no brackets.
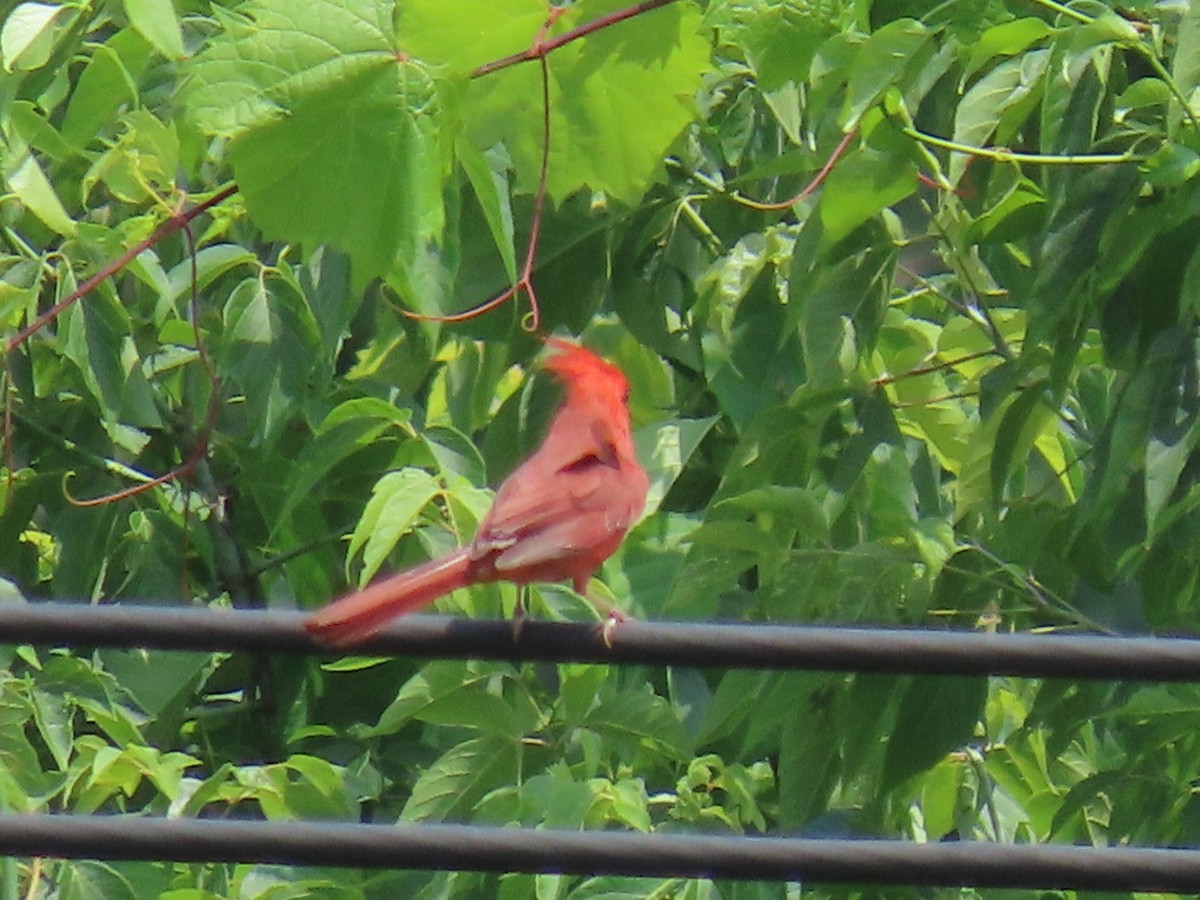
4,0,1200,896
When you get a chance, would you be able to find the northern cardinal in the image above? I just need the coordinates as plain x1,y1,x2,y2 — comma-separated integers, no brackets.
305,338,649,647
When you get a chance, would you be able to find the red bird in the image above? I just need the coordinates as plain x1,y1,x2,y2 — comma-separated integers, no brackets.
305,338,649,647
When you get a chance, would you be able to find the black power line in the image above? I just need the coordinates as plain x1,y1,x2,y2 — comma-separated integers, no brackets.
0,814,1197,890
5,606,1200,889
2,602,1200,680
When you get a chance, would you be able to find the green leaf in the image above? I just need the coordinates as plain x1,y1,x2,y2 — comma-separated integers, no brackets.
98,650,209,718
397,0,546,77
1142,141,1200,190
1039,28,1107,157
1028,164,1140,344
1,2,66,71
818,145,916,245
951,55,1040,183
422,425,488,487
280,754,353,818
505,767,592,829
458,141,518,282
9,100,75,161
881,676,986,793
706,0,845,91
3,148,76,235
962,17,1053,83
882,324,975,475
59,283,133,421
543,0,708,204
686,519,783,556
163,244,258,305
916,758,965,840
411,686,534,737
401,734,519,822
219,274,321,444
405,0,709,204
989,380,1055,506
1171,0,1200,135
30,686,72,771
60,30,152,151
842,18,929,128
187,0,446,286
81,110,179,203
346,468,443,583
178,763,235,817
186,0,394,136
369,660,478,735
774,674,840,827
271,398,413,538
234,63,445,289
55,860,156,900
1146,422,1200,543
790,230,893,386
968,171,1046,243
582,686,691,762
1074,336,1188,542
1048,770,1125,840
122,0,184,59
608,777,651,832
634,416,719,517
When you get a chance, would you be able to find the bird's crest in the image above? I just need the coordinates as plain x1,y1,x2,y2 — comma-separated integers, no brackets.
541,337,629,398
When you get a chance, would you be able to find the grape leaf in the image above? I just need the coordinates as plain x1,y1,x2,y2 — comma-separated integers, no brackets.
402,0,709,205
186,0,445,286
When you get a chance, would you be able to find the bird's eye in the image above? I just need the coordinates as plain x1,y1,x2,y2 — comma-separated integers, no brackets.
622,386,631,402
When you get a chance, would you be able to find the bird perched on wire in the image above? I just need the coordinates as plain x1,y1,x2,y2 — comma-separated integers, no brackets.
305,337,649,648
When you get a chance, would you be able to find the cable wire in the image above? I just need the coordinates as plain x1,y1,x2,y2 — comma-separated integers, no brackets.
2,603,1200,679
0,814,1197,890
6,607,1200,890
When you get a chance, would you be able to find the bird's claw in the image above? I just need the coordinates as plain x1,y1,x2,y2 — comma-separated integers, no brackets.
511,591,529,643
601,609,626,649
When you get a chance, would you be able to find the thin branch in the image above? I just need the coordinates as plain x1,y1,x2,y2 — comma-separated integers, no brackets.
10,412,160,485
870,350,998,387
471,0,682,79
733,129,858,211
52,200,225,508
4,185,238,354
964,542,1110,634
405,50,556,329
900,125,1142,166
889,390,979,407
2,358,12,510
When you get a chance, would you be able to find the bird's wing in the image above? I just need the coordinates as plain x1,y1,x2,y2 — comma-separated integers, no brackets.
474,439,624,553
489,505,625,577
470,394,647,582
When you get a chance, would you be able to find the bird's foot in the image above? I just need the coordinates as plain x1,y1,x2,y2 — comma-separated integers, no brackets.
600,608,628,649
511,591,529,643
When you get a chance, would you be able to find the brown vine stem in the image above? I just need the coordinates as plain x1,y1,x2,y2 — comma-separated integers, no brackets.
5,185,236,506
471,0,681,79
403,51,554,332
410,0,680,329
8,1,684,341
868,349,998,388
3,356,12,509
4,184,239,353
450,0,680,327
64,213,223,508
731,128,857,211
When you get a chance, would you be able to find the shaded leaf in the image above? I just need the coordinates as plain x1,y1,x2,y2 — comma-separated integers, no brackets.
881,676,986,793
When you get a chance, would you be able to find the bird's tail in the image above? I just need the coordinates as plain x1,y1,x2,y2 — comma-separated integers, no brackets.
305,549,473,648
